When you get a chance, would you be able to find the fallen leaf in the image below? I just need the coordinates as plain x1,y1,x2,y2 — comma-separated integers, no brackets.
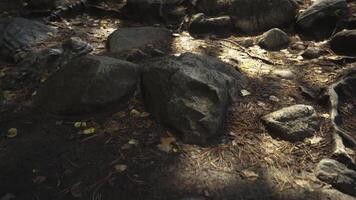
140,112,150,118
308,136,323,145
114,164,127,172
157,136,176,153
128,139,139,145
269,95,280,102
295,179,309,188
74,122,87,128
241,169,259,181
241,89,251,96
6,128,18,138
82,127,95,135
130,109,141,117
0,70,6,78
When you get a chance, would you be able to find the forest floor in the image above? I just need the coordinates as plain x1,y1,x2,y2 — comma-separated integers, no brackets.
0,1,356,200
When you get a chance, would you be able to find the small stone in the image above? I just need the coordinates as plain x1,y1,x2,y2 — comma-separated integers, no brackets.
302,47,325,59
239,38,254,48
262,104,318,141
291,42,306,51
257,28,290,51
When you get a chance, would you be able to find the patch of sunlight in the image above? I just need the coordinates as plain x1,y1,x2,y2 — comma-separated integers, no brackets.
238,59,272,77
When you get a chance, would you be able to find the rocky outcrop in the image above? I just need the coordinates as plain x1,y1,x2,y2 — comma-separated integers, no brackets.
141,53,247,144
316,159,356,196
296,0,349,40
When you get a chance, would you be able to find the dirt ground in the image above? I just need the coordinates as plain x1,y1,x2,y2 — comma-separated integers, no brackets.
0,1,356,200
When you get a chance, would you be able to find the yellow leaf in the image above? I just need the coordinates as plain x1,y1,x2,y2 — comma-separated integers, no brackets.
128,139,139,145
140,112,150,118
157,136,176,153
114,164,127,172
74,122,87,128
241,169,259,181
7,128,18,138
0,70,6,78
83,127,95,135
129,109,141,117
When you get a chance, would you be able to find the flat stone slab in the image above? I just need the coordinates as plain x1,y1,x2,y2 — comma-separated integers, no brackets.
0,17,57,62
262,104,318,141
107,26,172,59
34,55,140,116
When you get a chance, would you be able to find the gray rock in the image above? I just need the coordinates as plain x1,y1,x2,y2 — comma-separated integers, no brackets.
301,47,325,59
262,104,318,141
34,55,140,115
0,17,57,62
19,37,92,71
107,27,172,60
195,0,298,33
125,0,185,21
296,0,349,40
141,53,247,144
188,13,233,35
257,28,290,51
194,0,233,16
316,159,356,196
26,0,57,9
330,30,356,56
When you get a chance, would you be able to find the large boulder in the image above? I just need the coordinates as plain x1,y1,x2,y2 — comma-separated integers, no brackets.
296,0,349,40
125,0,186,22
141,53,247,144
19,37,93,71
0,17,57,62
188,13,233,35
262,104,319,141
194,0,233,16
256,28,290,51
107,27,172,60
34,55,140,115
330,30,356,56
195,0,298,34
316,159,356,196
